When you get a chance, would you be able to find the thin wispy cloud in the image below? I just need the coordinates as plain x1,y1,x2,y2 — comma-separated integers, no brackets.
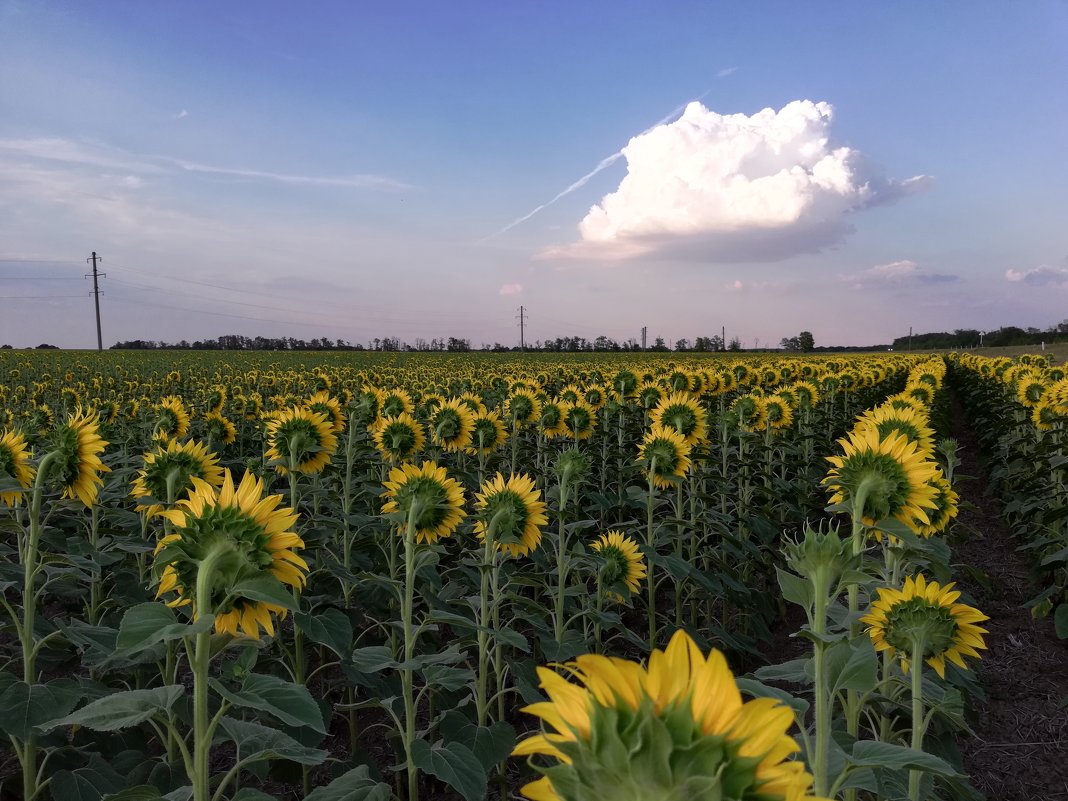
0,137,408,191
841,260,958,289
174,109,188,120
1005,264,1068,286
716,66,738,78
478,90,713,243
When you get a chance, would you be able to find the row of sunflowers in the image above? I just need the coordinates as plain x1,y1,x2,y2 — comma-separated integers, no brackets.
0,350,987,800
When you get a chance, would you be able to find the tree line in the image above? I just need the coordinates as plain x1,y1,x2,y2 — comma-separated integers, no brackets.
892,322,1068,351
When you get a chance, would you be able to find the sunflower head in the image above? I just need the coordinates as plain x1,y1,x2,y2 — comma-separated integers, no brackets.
539,401,567,439
823,428,940,531
131,439,224,518
914,473,959,538
467,411,509,455
730,394,767,432
0,429,35,506
559,400,597,441
154,395,191,443
378,388,415,419
612,370,638,399
47,408,110,507
513,629,821,801
506,390,542,427
154,470,305,638
265,407,338,475
554,448,590,489
373,413,426,462
430,399,475,452
305,390,347,434
381,461,466,545
591,530,646,602
474,473,548,557
203,411,237,446
763,395,794,432
651,393,708,446
637,425,692,490
861,574,988,678
855,405,935,458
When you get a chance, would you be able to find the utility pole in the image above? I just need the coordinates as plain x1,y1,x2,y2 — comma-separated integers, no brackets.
641,326,647,350
908,326,912,352
86,251,105,351
516,305,526,351
721,325,725,352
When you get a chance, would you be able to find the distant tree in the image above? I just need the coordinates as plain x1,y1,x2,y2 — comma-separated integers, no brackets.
780,336,801,352
674,338,690,352
36,343,58,349
0,344,11,349
798,331,815,352
727,337,743,351
652,336,668,352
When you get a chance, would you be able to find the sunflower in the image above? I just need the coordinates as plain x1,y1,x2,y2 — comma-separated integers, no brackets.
591,530,646,602
378,388,415,419
131,439,224,518
205,385,227,415
637,425,692,490
373,413,426,462
855,404,936,458
637,381,663,411
473,473,548,557
265,407,338,475
914,473,959,538
731,394,767,432
539,401,568,439
559,400,597,441
823,429,940,531
905,383,934,407
49,408,110,507
203,411,237,446
305,390,347,433
154,395,191,443
763,394,794,432
506,389,542,428
611,370,638,399
1016,376,1046,408
429,399,475,452
0,430,35,506
457,391,488,416
155,470,305,638
513,629,822,801
467,410,509,455
27,404,54,437
861,574,988,678
381,461,466,545
650,392,708,446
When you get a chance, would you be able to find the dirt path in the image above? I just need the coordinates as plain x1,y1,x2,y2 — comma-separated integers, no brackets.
950,397,1068,800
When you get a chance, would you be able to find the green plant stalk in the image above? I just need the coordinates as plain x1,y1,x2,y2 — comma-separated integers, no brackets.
286,454,310,799
491,558,506,724
400,505,420,801
553,475,570,644
594,572,604,652
844,476,876,745
191,545,227,801
908,637,927,801
87,503,102,626
645,467,658,649
810,571,831,798
19,451,57,801
475,523,495,726
674,481,685,629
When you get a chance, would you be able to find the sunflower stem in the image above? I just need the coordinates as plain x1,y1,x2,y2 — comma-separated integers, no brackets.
553,474,570,644
400,503,422,801
191,544,226,801
645,467,657,649
908,635,928,801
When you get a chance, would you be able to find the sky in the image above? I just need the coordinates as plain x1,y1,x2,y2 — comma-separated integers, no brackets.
1,1,1067,349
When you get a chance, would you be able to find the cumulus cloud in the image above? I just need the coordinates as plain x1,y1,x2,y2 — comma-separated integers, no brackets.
841,260,959,290
498,283,523,295
540,100,931,263
1005,265,1068,286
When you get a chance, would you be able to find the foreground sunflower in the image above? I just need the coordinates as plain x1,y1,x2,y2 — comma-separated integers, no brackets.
49,408,110,507
650,392,708,446
559,400,597,441
373,413,426,462
203,411,237,446
131,439,224,518
0,429,35,506
591,530,646,602
823,428,940,532
154,395,191,443
264,407,338,475
637,425,693,490
513,629,823,801
429,399,475,452
154,470,306,638
855,404,935,458
305,390,347,433
381,461,466,544
467,410,509,455
473,472,548,557
861,574,988,678
505,390,542,428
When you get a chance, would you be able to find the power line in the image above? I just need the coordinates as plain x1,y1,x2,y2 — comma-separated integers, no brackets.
0,295,86,300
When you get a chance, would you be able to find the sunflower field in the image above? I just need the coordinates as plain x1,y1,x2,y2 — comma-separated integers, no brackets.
0,350,997,801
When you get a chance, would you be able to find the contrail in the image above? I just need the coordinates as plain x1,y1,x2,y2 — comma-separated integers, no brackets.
479,90,712,243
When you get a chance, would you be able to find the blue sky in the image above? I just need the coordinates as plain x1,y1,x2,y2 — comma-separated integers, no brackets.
1,1,1066,348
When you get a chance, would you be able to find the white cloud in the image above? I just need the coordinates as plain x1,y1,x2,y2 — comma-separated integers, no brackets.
541,100,931,262
174,109,188,120
716,66,738,78
499,283,523,295
1005,265,1068,286
841,260,958,289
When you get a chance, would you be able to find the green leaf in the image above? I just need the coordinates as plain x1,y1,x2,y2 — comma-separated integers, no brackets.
351,645,397,673
440,712,517,772
295,608,353,659
850,740,959,776
0,680,81,739
51,768,127,801
218,716,328,765
231,790,279,801
1055,604,1068,639
754,657,811,685
38,686,183,733
409,739,487,801
231,575,298,611
735,677,809,719
303,766,391,801
103,787,168,801
776,568,814,610
210,673,326,733
116,602,214,653
422,664,474,692
827,638,878,695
